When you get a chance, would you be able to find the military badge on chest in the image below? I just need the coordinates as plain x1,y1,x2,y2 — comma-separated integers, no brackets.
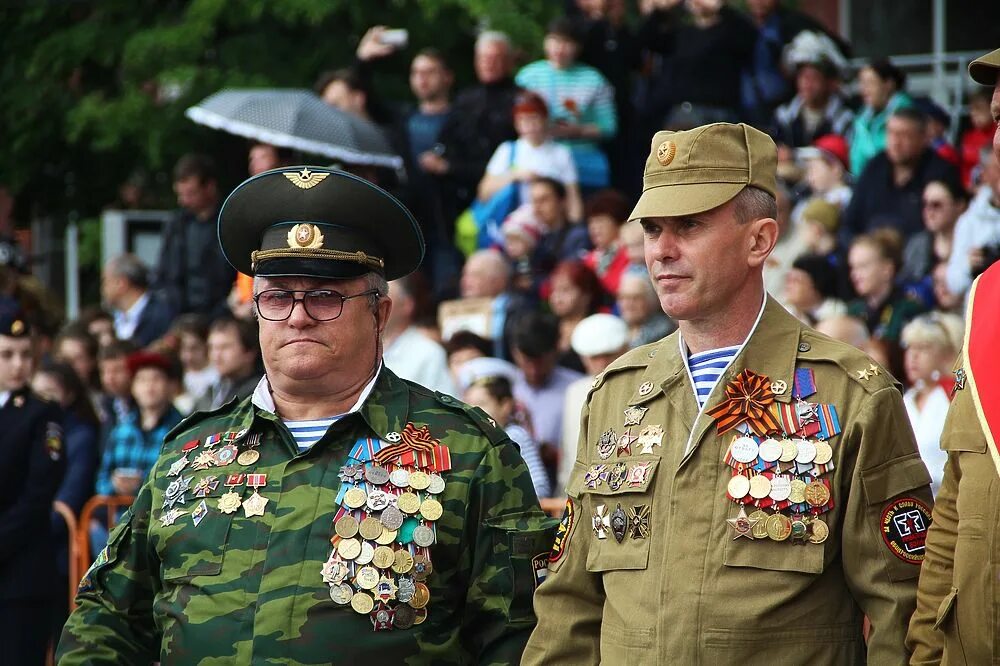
710,368,841,545
325,422,451,631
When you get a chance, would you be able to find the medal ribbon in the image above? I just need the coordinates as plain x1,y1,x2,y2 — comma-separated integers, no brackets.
706,369,783,436
374,423,437,466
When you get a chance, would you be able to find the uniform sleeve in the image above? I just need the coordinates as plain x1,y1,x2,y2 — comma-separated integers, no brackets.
522,399,604,666
905,387,973,663
839,385,934,663
0,406,65,563
460,435,557,666
57,473,159,664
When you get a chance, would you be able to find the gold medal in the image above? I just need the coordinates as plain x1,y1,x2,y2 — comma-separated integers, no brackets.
748,510,770,539
727,474,751,499
804,481,831,507
375,527,398,545
358,517,384,541
329,582,353,605
408,471,430,490
334,515,360,539
748,474,772,500
241,491,269,517
409,582,430,609
217,491,242,514
788,479,807,504
397,492,421,515
344,487,367,509
392,549,414,574
813,441,834,466
236,449,260,466
355,565,380,590
419,498,443,522
372,546,395,569
809,518,830,544
779,439,798,463
413,608,428,625
350,591,374,615
337,537,362,561
765,513,792,541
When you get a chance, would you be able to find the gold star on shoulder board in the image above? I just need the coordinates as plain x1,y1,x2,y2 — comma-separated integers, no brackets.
856,368,872,380
868,363,880,376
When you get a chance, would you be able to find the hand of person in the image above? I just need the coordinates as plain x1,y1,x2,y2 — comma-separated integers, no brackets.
969,247,986,272
356,26,398,61
511,168,537,183
418,151,450,174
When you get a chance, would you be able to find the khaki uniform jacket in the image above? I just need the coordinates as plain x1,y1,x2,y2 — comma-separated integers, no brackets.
906,379,999,664
524,298,933,665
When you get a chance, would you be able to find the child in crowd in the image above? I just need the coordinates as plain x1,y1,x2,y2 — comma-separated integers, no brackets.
793,134,852,222
169,313,218,414
959,89,998,188
582,189,630,297
500,205,543,294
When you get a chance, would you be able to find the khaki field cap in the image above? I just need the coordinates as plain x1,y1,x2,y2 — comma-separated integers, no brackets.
969,47,1000,85
629,123,778,222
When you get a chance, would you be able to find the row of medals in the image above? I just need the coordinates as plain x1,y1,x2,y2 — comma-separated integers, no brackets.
725,434,833,544
590,405,655,543
160,430,265,526
323,461,446,630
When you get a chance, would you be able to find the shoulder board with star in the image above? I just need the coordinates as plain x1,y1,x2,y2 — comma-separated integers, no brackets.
797,331,898,394
589,337,670,393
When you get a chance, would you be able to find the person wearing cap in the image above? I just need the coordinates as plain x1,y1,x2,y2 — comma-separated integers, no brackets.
58,166,555,664
523,123,932,664
907,45,1000,665
0,313,65,665
793,134,852,218
770,57,854,151
557,313,629,496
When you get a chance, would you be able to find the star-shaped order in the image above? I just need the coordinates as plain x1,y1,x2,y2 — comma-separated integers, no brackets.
192,475,220,498
726,506,758,540
192,451,217,470
242,491,269,517
167,455,189,477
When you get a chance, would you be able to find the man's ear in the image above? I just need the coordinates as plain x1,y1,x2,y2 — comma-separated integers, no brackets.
377,297,393,335
747,217,779,268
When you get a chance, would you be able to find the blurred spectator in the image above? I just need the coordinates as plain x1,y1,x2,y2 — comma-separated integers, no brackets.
432,31,520,228
479,91,583,221
931,261,963,314
464,374,550,498
558,313,628,494
617,272,675,348
959,88,998,189
316,67,379,123
783,254,847,326
95,352,181,499
0,236,62,339
32,361,99,517
844,108,960,240
193,317,260,412
385,273,457,396
500,205,544,293
814,313,870,350
155,154,235,317
618,219,646,274
54,322,100,396
510,311,583,474
637,0,756,129
78,306,116,349
582,188,631,296
762,183,804,303
456,248,533,360
743,0,850,126
946,148,1000,296
847,228,925,373
771,60,853,151
794,198,850,298
101,253,174,347
850,58,914,176
900,313,964,495
547,260,604,371
914,97,960,166
516,17,617,190
900,179,968,284
169,314,217,415
793,134,852,216
443,331,494,389
95,340,137,451
531,177,592,274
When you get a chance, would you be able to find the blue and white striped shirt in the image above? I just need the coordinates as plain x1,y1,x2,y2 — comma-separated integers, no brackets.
687,346,740,409
283,418,339,451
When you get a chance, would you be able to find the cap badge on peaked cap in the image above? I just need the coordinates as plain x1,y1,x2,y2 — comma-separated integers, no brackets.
284,167,329,190
656,140,676,166
287,223,324,250
10,320,24,335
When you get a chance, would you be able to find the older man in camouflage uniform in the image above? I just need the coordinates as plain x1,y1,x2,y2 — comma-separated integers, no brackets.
58,167,554,664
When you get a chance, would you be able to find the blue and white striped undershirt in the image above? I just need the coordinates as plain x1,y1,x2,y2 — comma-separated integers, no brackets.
687,346,740,409
283,417,341,450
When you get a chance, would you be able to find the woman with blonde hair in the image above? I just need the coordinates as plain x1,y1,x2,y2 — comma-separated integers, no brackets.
900,312,964,495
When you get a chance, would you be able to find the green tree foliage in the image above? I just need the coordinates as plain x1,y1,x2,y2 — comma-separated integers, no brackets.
0,0,554,223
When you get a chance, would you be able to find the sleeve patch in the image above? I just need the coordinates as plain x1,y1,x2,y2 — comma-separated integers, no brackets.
880,497,931,564
548,498,576,568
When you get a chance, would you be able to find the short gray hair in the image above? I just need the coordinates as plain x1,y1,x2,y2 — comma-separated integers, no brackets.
105,253,150,289
733,186,778,224
476,30,511,54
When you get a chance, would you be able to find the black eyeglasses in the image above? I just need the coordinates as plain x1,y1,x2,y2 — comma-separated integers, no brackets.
253,288,379,321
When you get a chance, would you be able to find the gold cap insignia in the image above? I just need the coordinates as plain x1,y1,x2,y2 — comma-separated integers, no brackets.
284,168,329,190
10,320,24,335
656,140,676,167
287,223,325,249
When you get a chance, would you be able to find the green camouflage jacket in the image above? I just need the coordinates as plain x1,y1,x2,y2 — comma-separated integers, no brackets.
58,369,555,665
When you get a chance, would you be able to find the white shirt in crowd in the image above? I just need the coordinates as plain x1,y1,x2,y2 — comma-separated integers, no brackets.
485,138,578,204
946,185,1000,296
113,292,150,342
383,327,457,397
903,384,951,496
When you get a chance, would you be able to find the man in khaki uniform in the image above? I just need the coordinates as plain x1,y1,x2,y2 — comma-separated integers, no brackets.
523,123,933,664
906,47,1000,666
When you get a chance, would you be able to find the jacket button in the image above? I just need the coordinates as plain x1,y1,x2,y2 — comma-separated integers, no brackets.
798,342,811,353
